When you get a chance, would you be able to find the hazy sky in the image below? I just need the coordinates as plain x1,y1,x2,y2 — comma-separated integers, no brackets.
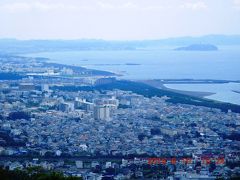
1,0,240,40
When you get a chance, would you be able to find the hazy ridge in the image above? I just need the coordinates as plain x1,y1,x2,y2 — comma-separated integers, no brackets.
1,35,240,54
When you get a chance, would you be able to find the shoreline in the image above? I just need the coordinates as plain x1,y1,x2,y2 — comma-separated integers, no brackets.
233,90,240,94
13,55,240,105
140,79,240,105
141,79,216,98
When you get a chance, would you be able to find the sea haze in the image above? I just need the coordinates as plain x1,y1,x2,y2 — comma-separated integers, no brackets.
25,46,240,80
24,46,240,105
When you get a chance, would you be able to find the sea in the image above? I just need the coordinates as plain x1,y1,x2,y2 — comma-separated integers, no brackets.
24,46,240,105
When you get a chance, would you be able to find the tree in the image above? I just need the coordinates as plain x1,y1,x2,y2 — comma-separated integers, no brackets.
0,167,83,180
150,128,161,135
138,134,146,142
8,111,30,120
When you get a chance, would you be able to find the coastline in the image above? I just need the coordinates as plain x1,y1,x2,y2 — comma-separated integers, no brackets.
140,79,216,98
17,54,240,105
233,90,240,94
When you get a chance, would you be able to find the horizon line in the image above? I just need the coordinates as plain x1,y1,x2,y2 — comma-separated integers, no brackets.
1,34,240,42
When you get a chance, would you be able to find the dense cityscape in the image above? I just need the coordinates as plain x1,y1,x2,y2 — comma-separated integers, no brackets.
0,55,239,179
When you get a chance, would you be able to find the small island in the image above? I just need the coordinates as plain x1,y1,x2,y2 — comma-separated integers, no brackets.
125,63,141,66
174,44,218,51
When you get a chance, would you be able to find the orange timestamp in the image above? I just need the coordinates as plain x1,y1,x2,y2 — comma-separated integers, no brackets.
147,157,225,165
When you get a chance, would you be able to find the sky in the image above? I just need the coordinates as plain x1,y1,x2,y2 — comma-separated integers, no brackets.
0,0,240,40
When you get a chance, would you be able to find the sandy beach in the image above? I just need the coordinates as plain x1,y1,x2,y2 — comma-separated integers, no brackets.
141,80,215,98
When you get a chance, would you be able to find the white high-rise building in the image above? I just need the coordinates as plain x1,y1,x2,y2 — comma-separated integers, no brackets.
75,161,83,169
41,84,49,92
94,105,111,120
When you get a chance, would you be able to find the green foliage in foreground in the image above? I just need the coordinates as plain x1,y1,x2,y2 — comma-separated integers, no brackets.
0,167,82,180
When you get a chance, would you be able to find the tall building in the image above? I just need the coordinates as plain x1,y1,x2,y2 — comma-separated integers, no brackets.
74,98,94,112
19,83,35,91
41,84,49,92
58,102,75,112
94,105,111,120
94,98,119,109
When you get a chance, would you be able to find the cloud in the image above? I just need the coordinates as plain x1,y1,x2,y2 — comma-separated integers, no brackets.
180,1,207,10
1,2,31,12
96,1,139,10
233,0,240,9
0,1,141,13
95,1,169,11
122,2,138,9
0,1,208,14
0,1,77,13
97,2,115,9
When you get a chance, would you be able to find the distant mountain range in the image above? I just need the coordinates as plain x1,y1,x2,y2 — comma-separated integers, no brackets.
0,34,240,54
